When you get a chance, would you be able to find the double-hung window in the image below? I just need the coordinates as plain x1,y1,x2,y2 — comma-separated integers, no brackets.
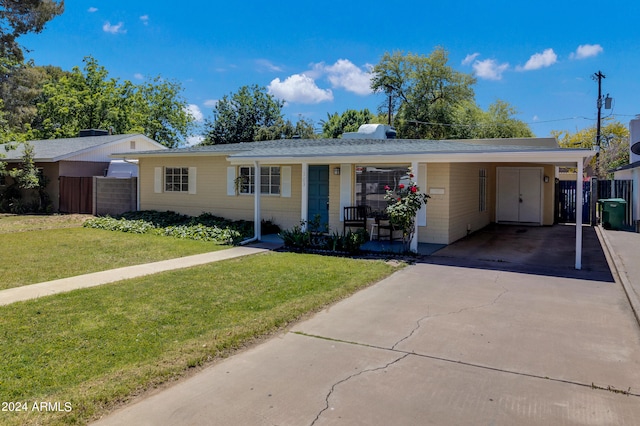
238,166,280,195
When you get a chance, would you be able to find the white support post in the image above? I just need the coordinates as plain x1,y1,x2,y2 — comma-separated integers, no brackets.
254,161,261,241
301,163,309,231
575,160,583,270
410,161,419,253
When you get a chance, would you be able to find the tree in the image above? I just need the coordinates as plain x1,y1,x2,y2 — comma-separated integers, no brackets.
552,119,629,178
0,62,66,134
451,100,533,139
370,47,533,140
321,109,374,138
0,0,64,64
33,56,194,147
371,48,476,139
202,85,285,145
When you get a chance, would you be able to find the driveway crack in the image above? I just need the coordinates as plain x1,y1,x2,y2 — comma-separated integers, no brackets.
392,283,508,350
309,353,410,426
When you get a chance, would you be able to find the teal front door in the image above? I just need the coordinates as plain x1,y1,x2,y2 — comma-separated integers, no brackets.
308,165,329,227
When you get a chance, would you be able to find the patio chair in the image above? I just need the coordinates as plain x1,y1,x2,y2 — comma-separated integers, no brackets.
343,205,370,234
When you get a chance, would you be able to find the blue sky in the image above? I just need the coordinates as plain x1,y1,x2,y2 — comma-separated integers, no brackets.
18,1,640,145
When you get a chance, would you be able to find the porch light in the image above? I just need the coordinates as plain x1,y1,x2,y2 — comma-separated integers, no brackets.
333,167,341,175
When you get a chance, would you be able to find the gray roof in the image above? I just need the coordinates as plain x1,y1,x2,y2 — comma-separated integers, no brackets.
2,134,152,161
611,160,640,172
118,137,580,159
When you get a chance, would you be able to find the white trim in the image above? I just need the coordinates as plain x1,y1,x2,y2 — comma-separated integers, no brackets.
254,161,261,240
575,161,583,270
339,164,352,221
417,163,427,227
227,150,592,167
410,161,420,253
301,163,309,228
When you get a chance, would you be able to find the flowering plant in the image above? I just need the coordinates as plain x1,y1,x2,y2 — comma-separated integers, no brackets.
383,168,429,251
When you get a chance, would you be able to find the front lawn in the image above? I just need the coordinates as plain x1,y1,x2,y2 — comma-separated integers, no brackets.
0,227,228,290
0,252,402,426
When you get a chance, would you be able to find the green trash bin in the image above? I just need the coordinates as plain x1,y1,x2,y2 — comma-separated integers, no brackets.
598,198,627,230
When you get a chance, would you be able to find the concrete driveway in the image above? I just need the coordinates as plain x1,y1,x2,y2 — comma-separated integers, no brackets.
94,259,640,425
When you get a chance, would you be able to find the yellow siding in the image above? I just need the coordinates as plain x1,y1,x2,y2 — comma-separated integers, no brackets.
139,157,303,231
447,163,492,243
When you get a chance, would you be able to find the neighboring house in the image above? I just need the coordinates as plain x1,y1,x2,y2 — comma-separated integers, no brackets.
1,131,166,213
613,116,640,227
114,125,594,268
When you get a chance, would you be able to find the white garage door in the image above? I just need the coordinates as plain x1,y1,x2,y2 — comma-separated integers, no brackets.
497,167,542,224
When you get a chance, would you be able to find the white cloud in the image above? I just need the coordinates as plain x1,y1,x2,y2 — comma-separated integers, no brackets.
462,53,480,66
268,74,333,104
518,48,557,71
133,73,144,80
185,104,204,122
103,21,126,34
256,59,282,72
185,135,204,147
140,15,149,26
472,58,509,80
204,99,218,108
88,7,98,13
323,59,373,95
570,44,603,60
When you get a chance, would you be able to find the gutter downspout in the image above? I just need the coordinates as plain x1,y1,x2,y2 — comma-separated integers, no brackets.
240,160,262,245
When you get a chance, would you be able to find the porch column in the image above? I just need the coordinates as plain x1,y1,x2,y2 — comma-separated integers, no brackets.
254,161,261,240
575,160,583,270
301,162,309,230
410,161,420,253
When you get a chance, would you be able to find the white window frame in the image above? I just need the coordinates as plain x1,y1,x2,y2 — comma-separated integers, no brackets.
238,165,281,195
165,167,189,193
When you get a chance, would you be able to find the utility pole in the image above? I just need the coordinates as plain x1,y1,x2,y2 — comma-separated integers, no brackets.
594,70,605,173
591,70,612,225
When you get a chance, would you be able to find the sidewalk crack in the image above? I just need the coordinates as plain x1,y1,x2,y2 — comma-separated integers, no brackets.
309,353,410,426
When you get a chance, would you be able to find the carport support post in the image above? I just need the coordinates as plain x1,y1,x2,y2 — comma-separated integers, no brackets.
575,161,583,270
410,161,419,253
301,163,309,231
254,161,261,240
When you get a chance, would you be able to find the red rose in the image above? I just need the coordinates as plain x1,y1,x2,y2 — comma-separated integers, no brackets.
409,174,414,178
397,197,401,202
398,184,405,189
410,186,417,193
384,185,390,190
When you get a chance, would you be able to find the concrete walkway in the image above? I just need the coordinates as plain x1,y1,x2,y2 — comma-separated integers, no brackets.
598,227,640,326
0,244,274,306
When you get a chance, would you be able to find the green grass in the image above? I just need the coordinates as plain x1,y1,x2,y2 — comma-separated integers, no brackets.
0,252,402,425
0,227,227,290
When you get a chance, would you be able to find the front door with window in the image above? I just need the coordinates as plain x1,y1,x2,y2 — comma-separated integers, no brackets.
308,165,329,227
497,167,542,224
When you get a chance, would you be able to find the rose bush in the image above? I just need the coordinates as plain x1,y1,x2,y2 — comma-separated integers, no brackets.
383,169,430,251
